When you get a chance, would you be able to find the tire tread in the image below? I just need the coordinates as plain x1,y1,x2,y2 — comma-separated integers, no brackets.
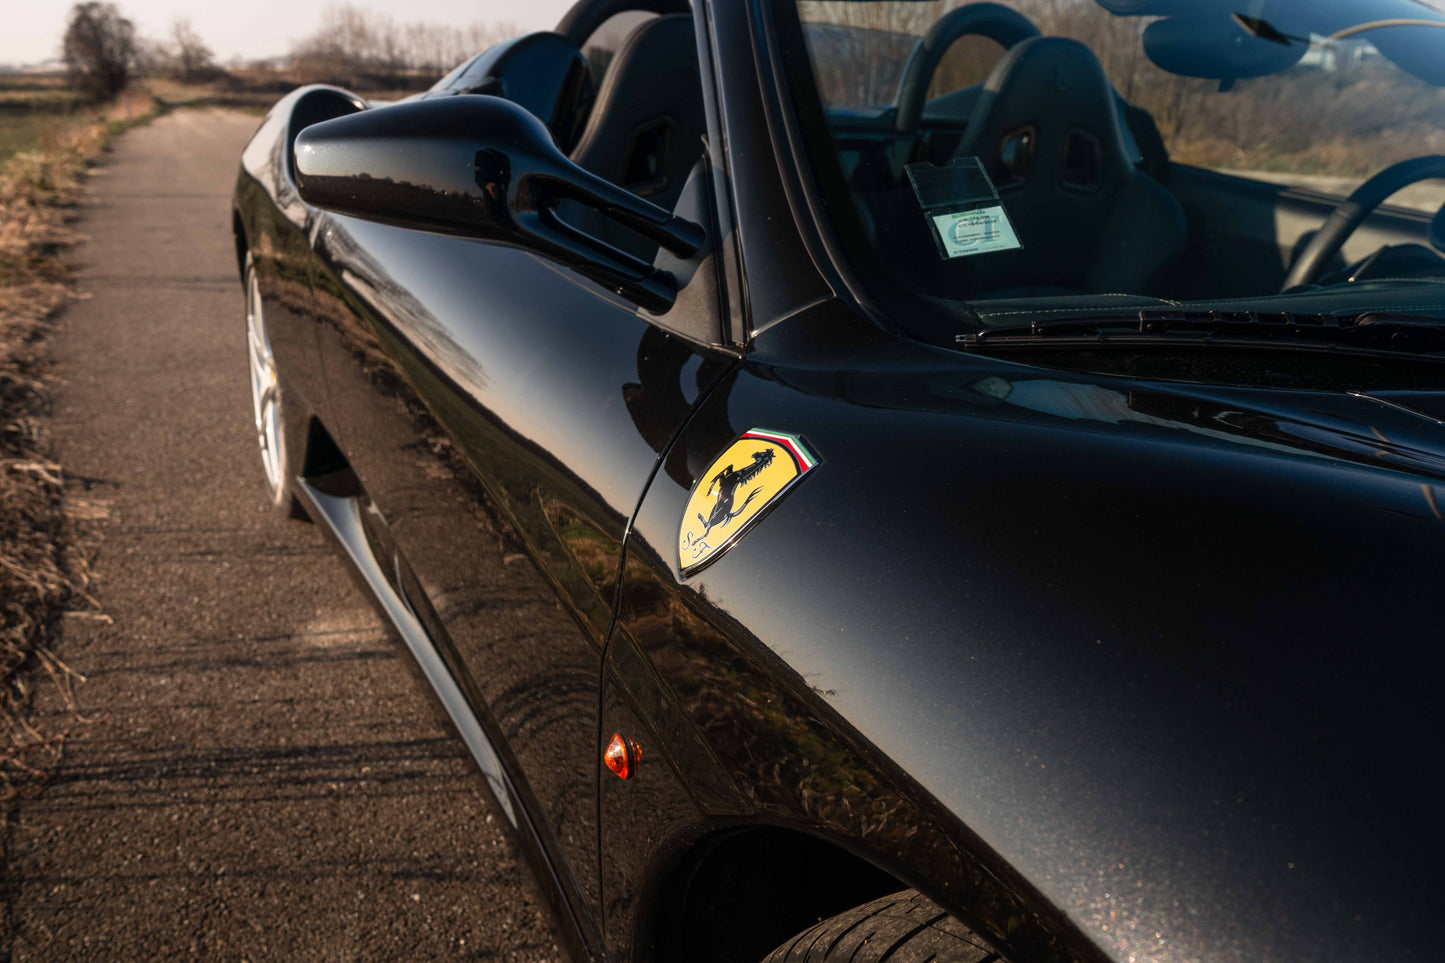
762,890,996,963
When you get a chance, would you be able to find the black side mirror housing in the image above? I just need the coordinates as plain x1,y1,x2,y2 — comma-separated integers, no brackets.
294,95,705,313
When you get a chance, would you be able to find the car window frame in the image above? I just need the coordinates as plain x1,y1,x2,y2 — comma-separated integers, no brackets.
695,0,751,347
748,0,985,340
569,10,737,350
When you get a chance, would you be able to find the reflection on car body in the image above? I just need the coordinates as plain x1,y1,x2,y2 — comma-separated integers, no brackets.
233,1,1445,960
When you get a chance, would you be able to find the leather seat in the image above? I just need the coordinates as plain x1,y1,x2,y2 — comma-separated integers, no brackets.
564,14,705,262
931,36,1186,297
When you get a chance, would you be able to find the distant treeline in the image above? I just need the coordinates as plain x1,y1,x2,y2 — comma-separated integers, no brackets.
288,4,520,90
801,0,1445,178
52,1,521,102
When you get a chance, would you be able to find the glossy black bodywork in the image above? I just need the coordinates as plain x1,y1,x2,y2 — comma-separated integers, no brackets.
616,311,1445,963
299,179,732,958
232,3,1443,962
294,96,704,312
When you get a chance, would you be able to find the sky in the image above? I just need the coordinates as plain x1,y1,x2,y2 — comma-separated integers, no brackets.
1,0,577,68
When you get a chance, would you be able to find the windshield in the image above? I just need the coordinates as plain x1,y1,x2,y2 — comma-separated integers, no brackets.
768,0,1445,334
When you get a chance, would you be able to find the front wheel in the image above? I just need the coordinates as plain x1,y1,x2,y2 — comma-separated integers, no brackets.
763,890,997,963
244,253,306,519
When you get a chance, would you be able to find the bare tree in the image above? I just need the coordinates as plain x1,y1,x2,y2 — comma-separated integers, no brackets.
62,1,137,100
291,4,517,88
132,36,172,79
171,18,216,83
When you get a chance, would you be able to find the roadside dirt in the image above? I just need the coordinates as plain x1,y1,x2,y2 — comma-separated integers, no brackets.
1,109,560,962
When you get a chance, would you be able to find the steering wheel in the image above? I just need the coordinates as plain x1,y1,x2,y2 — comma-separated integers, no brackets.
1282,155,1445,291
892,2,1041,135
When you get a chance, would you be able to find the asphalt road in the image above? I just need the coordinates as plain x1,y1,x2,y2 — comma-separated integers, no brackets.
1,109,560,961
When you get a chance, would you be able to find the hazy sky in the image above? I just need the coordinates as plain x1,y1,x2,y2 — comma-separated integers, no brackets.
1,0,577,67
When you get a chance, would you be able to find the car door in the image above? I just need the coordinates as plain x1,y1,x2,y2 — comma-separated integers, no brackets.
301,73,733,954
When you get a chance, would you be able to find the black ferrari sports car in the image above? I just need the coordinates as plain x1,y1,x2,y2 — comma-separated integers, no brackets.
233,0,1444,960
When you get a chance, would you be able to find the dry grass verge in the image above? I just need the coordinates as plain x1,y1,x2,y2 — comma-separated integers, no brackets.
0,94,158,826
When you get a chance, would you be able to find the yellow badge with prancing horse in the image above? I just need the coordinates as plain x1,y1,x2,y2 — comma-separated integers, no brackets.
678,428,820,576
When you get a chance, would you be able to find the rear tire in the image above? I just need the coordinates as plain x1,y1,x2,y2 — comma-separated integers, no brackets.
762,890,998,963
243,253,307,520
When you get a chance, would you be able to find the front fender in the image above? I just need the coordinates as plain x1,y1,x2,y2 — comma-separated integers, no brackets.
602,321,1443,963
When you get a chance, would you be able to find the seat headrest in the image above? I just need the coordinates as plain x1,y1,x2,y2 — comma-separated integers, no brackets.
570,14,702,197
958,36,1134,190
560,13,704,262
939,36,1184,296
431,32,595,153
556,0,690,47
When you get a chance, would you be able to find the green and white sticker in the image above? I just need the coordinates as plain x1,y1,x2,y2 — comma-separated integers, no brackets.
931,205,1022,258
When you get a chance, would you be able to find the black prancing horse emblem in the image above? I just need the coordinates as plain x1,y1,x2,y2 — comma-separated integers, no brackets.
696,448,775,539
678,428,819,575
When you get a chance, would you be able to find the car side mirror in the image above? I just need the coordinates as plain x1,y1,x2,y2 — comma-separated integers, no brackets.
293,95,705,313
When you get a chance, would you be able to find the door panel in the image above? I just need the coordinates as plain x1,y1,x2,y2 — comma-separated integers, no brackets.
307,213,730,934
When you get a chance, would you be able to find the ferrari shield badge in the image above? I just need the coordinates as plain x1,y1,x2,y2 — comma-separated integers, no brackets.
678,429,819,576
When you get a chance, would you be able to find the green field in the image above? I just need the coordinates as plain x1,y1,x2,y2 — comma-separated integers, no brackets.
0,73,83,166
0,113,67,166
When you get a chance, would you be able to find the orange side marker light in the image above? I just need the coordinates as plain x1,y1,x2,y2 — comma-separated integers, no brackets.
604,732,641,779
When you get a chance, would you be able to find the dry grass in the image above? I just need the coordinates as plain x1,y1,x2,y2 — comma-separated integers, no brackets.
0,95,154,825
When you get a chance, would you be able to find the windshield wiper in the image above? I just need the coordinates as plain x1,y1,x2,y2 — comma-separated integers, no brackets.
956,309,1445,361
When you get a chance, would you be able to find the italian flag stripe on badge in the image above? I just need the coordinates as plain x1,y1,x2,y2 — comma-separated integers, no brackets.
741,429,818,472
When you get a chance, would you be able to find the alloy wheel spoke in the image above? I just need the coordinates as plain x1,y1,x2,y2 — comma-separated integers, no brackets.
246,268,284,491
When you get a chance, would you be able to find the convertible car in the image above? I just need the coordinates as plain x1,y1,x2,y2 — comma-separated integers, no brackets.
233,0,1443,959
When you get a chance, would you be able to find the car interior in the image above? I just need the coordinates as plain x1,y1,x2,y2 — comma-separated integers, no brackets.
793,1,1445,329
286,0,1445,334
422,0,707,265
564,11,707,261
868,32,1190,299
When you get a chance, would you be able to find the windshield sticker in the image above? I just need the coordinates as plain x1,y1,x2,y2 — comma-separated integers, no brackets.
906,157,1000,208
931,206,1022,258
906,157,1021,260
